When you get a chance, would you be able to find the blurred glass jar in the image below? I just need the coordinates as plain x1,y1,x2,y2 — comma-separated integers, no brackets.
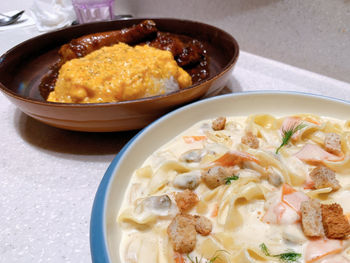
72,0,115,24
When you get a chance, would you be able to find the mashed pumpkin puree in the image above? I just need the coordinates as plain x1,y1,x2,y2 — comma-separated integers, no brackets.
47,43,192,103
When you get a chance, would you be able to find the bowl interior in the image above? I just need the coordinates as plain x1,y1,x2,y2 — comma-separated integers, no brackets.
0,18,238,102
95,92,350,262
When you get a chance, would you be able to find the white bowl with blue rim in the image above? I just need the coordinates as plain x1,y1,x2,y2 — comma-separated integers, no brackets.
90,91,350,262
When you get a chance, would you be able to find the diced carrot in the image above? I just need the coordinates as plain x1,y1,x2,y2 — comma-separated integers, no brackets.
183,136,206,144
282,183,296,196
304,180,315,190
305,117,321,126
214,150,259,167
305,239,343,263
295,144,344,164
211,203,219,218
174,253,185,263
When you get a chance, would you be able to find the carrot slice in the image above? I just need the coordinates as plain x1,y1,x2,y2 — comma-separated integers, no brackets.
183,136,206,144
303,180,315,190
305,239,343,263
214,150,259,167
282,183,296,195
305,117,321,126
174,253,185,263
211,203,219,218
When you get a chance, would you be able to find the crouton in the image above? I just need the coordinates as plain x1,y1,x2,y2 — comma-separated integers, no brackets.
300,199,324,237
321,203,350,239
201,166,230,189
309,166,340,191
324,133,342,156
193,215,212,236
241,131,259,149
212,117,226,131
175,190,199,212
167,214,197,253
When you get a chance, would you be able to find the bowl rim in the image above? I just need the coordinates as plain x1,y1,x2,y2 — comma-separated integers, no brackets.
89,90,350,263
0,17,239,107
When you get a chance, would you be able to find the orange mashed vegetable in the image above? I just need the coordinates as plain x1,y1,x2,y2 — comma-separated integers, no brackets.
47,43,192,103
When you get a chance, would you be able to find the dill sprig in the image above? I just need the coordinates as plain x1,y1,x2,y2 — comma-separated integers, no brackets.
225,175,239,185
275,123,307,154
260,243,301,263
187,250,229,263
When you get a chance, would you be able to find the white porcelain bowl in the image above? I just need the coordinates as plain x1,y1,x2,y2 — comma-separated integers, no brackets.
90,91,350,262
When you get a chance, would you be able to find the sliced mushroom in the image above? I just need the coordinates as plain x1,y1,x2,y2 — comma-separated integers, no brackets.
267,171,283,187
179,149,205,163
137,195,173,217
173,170,201,190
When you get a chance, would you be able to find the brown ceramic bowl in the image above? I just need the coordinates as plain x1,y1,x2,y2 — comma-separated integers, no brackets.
0,18,239,132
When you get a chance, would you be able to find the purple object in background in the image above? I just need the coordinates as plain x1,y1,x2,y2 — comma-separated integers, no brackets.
72,0,114,24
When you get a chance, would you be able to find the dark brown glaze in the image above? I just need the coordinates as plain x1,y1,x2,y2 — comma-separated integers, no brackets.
59,19,157,62
39,20,158,99
147,32,209,83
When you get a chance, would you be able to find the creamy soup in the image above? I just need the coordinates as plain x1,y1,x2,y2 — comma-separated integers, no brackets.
117,114,350,263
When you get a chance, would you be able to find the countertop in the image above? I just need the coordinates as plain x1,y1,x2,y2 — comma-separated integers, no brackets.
1,25,350,263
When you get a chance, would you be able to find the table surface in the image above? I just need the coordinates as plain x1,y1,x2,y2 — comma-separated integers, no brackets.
1,24,350,263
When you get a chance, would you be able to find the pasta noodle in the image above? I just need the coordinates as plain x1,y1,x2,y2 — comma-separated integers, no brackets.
117,114,350,263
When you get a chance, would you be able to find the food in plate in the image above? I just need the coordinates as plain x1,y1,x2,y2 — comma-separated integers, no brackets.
117,114,350,263
39,20,209,103
47,43,192,103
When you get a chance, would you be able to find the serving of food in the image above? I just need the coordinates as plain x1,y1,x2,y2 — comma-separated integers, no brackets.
117,113,350,263
89,92,350,262
40,20,209,103
0,18,238,131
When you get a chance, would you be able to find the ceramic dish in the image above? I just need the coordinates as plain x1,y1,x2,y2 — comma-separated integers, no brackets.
0,18,239,132
90,91,350,262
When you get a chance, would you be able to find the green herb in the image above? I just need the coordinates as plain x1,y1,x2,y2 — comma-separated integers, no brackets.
186,250,229,263
225,175,239,185
275,123,307,154
260,243,301,263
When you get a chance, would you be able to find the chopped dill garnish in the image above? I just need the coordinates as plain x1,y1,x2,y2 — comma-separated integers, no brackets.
225,175,239,185
260,243,301,263
275,122,307,154
186,250,229,263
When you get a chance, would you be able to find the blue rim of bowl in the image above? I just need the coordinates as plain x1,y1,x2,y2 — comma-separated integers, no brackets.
90,90,350,262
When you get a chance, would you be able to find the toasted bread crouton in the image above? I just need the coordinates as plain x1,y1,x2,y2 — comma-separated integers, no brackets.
201,166,229,189
300,199,324,237
241,131,259,149
321,203,350,239
310,166,340,191
175,190,199,212
193,215,212,236
212,117,226,131
167,214,197,253
324,133,342,156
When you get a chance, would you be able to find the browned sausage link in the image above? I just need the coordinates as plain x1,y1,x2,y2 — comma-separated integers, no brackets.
58,19,157,62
